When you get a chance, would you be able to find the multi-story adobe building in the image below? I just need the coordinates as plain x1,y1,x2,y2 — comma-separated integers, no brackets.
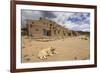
26,17,79,39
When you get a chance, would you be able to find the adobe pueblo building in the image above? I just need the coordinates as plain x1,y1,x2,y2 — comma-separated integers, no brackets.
26,17,79,39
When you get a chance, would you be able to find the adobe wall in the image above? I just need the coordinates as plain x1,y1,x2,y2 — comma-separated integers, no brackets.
26,18,79,39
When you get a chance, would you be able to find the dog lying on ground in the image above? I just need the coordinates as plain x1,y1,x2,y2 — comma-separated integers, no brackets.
38,46,57,60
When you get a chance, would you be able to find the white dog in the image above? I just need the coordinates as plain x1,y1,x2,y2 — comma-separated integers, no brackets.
38,46,56,60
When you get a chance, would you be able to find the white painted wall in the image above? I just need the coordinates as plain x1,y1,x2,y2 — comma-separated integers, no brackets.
0,0,99,73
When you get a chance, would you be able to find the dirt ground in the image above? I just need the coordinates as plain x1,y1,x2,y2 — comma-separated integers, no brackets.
21,36,90,63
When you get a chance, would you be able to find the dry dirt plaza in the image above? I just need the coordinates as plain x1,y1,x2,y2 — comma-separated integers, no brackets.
21,35,89,63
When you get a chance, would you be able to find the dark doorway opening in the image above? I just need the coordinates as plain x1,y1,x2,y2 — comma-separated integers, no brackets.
47,30,51,36
43,29,51,36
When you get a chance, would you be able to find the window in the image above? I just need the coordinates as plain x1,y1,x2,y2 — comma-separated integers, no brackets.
30,24,32,28
53,27,55,29
35,29,39,31
58,30,60,34
68,32,71,36
63,32,66,36
32,22,34,24
50,24,52,26
43,22,45,25
54,30,56,34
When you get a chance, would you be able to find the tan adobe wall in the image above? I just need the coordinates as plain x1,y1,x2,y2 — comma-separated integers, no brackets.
26,18,79,39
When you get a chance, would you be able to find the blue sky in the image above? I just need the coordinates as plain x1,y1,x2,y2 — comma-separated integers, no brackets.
21,10,90,32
